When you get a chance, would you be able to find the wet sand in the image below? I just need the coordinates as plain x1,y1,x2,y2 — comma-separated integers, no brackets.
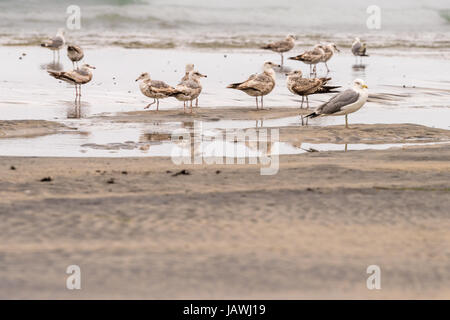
0,120,69,139
0,143,449,299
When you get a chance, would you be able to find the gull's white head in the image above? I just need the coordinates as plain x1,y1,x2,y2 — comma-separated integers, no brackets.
354,37,361,43
136,72,150,82
328,43,340,52
191,70,207,80
353,78,368,90
57,28,65,37
286,34,296,41
82,63,96,70
185,63,194,73
286,69,303,77
263,61,281,70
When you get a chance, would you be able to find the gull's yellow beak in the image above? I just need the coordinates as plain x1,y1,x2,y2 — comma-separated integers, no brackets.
362,84,368,89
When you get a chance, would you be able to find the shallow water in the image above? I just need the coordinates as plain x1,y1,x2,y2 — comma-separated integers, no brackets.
0,45,449,157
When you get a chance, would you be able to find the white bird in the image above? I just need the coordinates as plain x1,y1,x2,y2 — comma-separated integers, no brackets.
351,38,369,64
41,29,65,62
47,64,96,101
306,79,368,128
318,43,340,72
172,70,207,113
67,45,84,69
136,72,177,110
261,34,296,66
227,61,280,110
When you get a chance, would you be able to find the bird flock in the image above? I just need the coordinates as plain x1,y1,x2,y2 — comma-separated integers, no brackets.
41,30,370,128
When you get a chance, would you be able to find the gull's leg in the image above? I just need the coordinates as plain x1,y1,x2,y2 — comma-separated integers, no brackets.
256,96,259,110
190,100,193,114
306,95,310,109
157,99,159,111
280,53,284,66
325,61,330,73
195,98,198,107
300,96,304,109
79,85,81,97
345,114,349,128
261,95,264,110
144,98,156,109
183,101,186,113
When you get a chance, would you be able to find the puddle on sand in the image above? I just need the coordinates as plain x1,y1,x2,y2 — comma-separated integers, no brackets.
0,118,447,158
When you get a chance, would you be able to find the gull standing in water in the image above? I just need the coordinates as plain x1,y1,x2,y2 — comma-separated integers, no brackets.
136,72,177,110
306,79,368,128
67,45,84,69
318,43,340,72
172,70,207,113
227,61,279,110
286,70,340,109
289,45,325,77
48,64,96,101
41,29,65,62
261,34,296,66
351,38,369,64
181,63,201,107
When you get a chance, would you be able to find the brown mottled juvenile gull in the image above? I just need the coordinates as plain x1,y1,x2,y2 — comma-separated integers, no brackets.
172,70,207,113
286,69,340,109
136,72,177,110
289,45,325,77
227,61,280,110
261,34,296,66
67,44,84,69
48,63,95,100
352,38,369,64
318,43,340,72
41,29,65,61
306,79,368,128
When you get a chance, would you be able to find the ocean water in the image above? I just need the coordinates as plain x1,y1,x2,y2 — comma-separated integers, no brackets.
1,0,449,49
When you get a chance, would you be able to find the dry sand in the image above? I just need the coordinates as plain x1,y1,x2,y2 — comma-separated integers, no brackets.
0,143,449,299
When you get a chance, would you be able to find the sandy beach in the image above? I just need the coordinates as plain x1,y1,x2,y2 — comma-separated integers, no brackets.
1,143,449,299
1,0,449,301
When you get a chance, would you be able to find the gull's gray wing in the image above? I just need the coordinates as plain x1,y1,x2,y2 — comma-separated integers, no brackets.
352,42,361,55
316,89,359,115
49,36,64,48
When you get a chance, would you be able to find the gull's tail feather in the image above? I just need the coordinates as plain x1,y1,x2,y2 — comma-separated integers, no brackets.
227,83,242,89
306,111,320,118
41,40,52,48
47,70,63,79
316,85,341,94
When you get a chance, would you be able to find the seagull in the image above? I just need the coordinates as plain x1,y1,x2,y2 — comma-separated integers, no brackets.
180,63,201,107
317,43,340,72
306,79,368,128
227,61,279,110
48,64,95,100
261,34,296,66
136,72,177,110
352,38,369,64
286,69,340,109
289,45,325,77
41,29,65,62
67,45,84,69
172,70,207,113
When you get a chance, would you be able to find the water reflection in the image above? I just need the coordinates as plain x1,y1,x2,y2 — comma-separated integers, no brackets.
40,62,63,72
